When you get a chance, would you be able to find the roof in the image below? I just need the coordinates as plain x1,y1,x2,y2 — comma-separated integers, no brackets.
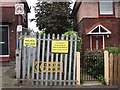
86,22,111,35
72,1,81,17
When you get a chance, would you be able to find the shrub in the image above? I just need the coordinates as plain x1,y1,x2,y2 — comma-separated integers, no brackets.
84,50,105,84
64,30,82,52
80,75,84,84
105,46,120,54
97,74,106,85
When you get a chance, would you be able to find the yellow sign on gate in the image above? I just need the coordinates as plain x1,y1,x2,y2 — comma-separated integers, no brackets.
24,38,36,47
51,40,68,53
34,61,63,73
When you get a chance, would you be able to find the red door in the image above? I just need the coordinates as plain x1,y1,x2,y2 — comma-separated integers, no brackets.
92,36,103,50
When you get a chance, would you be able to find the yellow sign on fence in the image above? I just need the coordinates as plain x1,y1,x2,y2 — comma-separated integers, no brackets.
51,40,68,53
24,38,36,47
34,61,63,73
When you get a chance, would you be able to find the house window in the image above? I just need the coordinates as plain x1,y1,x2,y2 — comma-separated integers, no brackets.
99,0,113,15
96,39,99,50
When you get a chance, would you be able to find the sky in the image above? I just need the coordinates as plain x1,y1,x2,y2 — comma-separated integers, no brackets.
27,0,38,32
26,0,75,32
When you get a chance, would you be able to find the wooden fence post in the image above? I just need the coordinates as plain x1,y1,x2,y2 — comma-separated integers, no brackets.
118,53,120,85
109,53,113,85
113,54,118,85
76,52,80,86
104,50,109,85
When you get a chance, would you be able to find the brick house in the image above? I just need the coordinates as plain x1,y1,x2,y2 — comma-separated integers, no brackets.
0,0,30,61
72,0,120,53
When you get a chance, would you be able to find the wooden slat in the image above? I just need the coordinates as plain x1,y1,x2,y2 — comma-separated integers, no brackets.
76,52,80,86
104,50,109,85
109,53,113,85
118,53,120,85
113,54,118,85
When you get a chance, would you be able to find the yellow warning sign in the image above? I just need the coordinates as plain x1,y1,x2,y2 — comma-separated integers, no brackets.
34,61,63,73
51,40,68,53
24,38,36,47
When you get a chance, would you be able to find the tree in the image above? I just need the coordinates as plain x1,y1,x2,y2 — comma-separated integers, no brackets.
35,1,72,35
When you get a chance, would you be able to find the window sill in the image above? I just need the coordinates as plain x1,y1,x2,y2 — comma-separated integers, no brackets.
99,15,115,18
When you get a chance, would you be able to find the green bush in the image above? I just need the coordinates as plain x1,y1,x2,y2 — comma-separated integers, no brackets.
80,75,84,84
97,74,106,85
84,50,105,84
30,65,32,73
105,46,120,54
64,29,82,52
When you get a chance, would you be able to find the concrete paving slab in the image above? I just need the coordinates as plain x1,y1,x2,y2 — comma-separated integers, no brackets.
82,81,102,86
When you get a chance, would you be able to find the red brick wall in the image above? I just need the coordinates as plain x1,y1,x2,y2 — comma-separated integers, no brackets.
9,23,17,60
77,18,120,52
1,7,17,60
1,7,28,61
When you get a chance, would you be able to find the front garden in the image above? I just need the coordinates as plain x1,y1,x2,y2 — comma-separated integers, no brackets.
80,46,120,85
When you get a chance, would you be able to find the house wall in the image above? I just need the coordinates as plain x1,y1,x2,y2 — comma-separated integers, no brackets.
76,2,120,24
1,0,22,7
76,2,98,23
74,1,120,53
78,18,120,52
2,7,16,21
115,2,120,18
9,23,17,60
2,7,18,60
1,3,29,61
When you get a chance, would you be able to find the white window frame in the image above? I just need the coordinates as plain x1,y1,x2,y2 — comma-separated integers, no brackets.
99,0,113,15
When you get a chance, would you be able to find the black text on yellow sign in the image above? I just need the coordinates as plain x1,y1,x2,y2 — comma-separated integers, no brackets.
51,40,68,53
24,38,36,47
34,61,63,73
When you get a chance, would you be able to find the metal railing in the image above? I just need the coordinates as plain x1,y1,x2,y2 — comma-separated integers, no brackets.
16,32,79,86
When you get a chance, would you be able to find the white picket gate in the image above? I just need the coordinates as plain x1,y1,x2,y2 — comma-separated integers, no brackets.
16,32,80,86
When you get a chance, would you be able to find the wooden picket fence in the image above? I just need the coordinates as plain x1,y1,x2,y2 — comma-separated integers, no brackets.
109,53,120,85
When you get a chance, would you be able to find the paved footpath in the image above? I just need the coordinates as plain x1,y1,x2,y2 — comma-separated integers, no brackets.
0,61,20,89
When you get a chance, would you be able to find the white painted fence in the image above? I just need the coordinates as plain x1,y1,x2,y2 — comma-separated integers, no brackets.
16,33,80,86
